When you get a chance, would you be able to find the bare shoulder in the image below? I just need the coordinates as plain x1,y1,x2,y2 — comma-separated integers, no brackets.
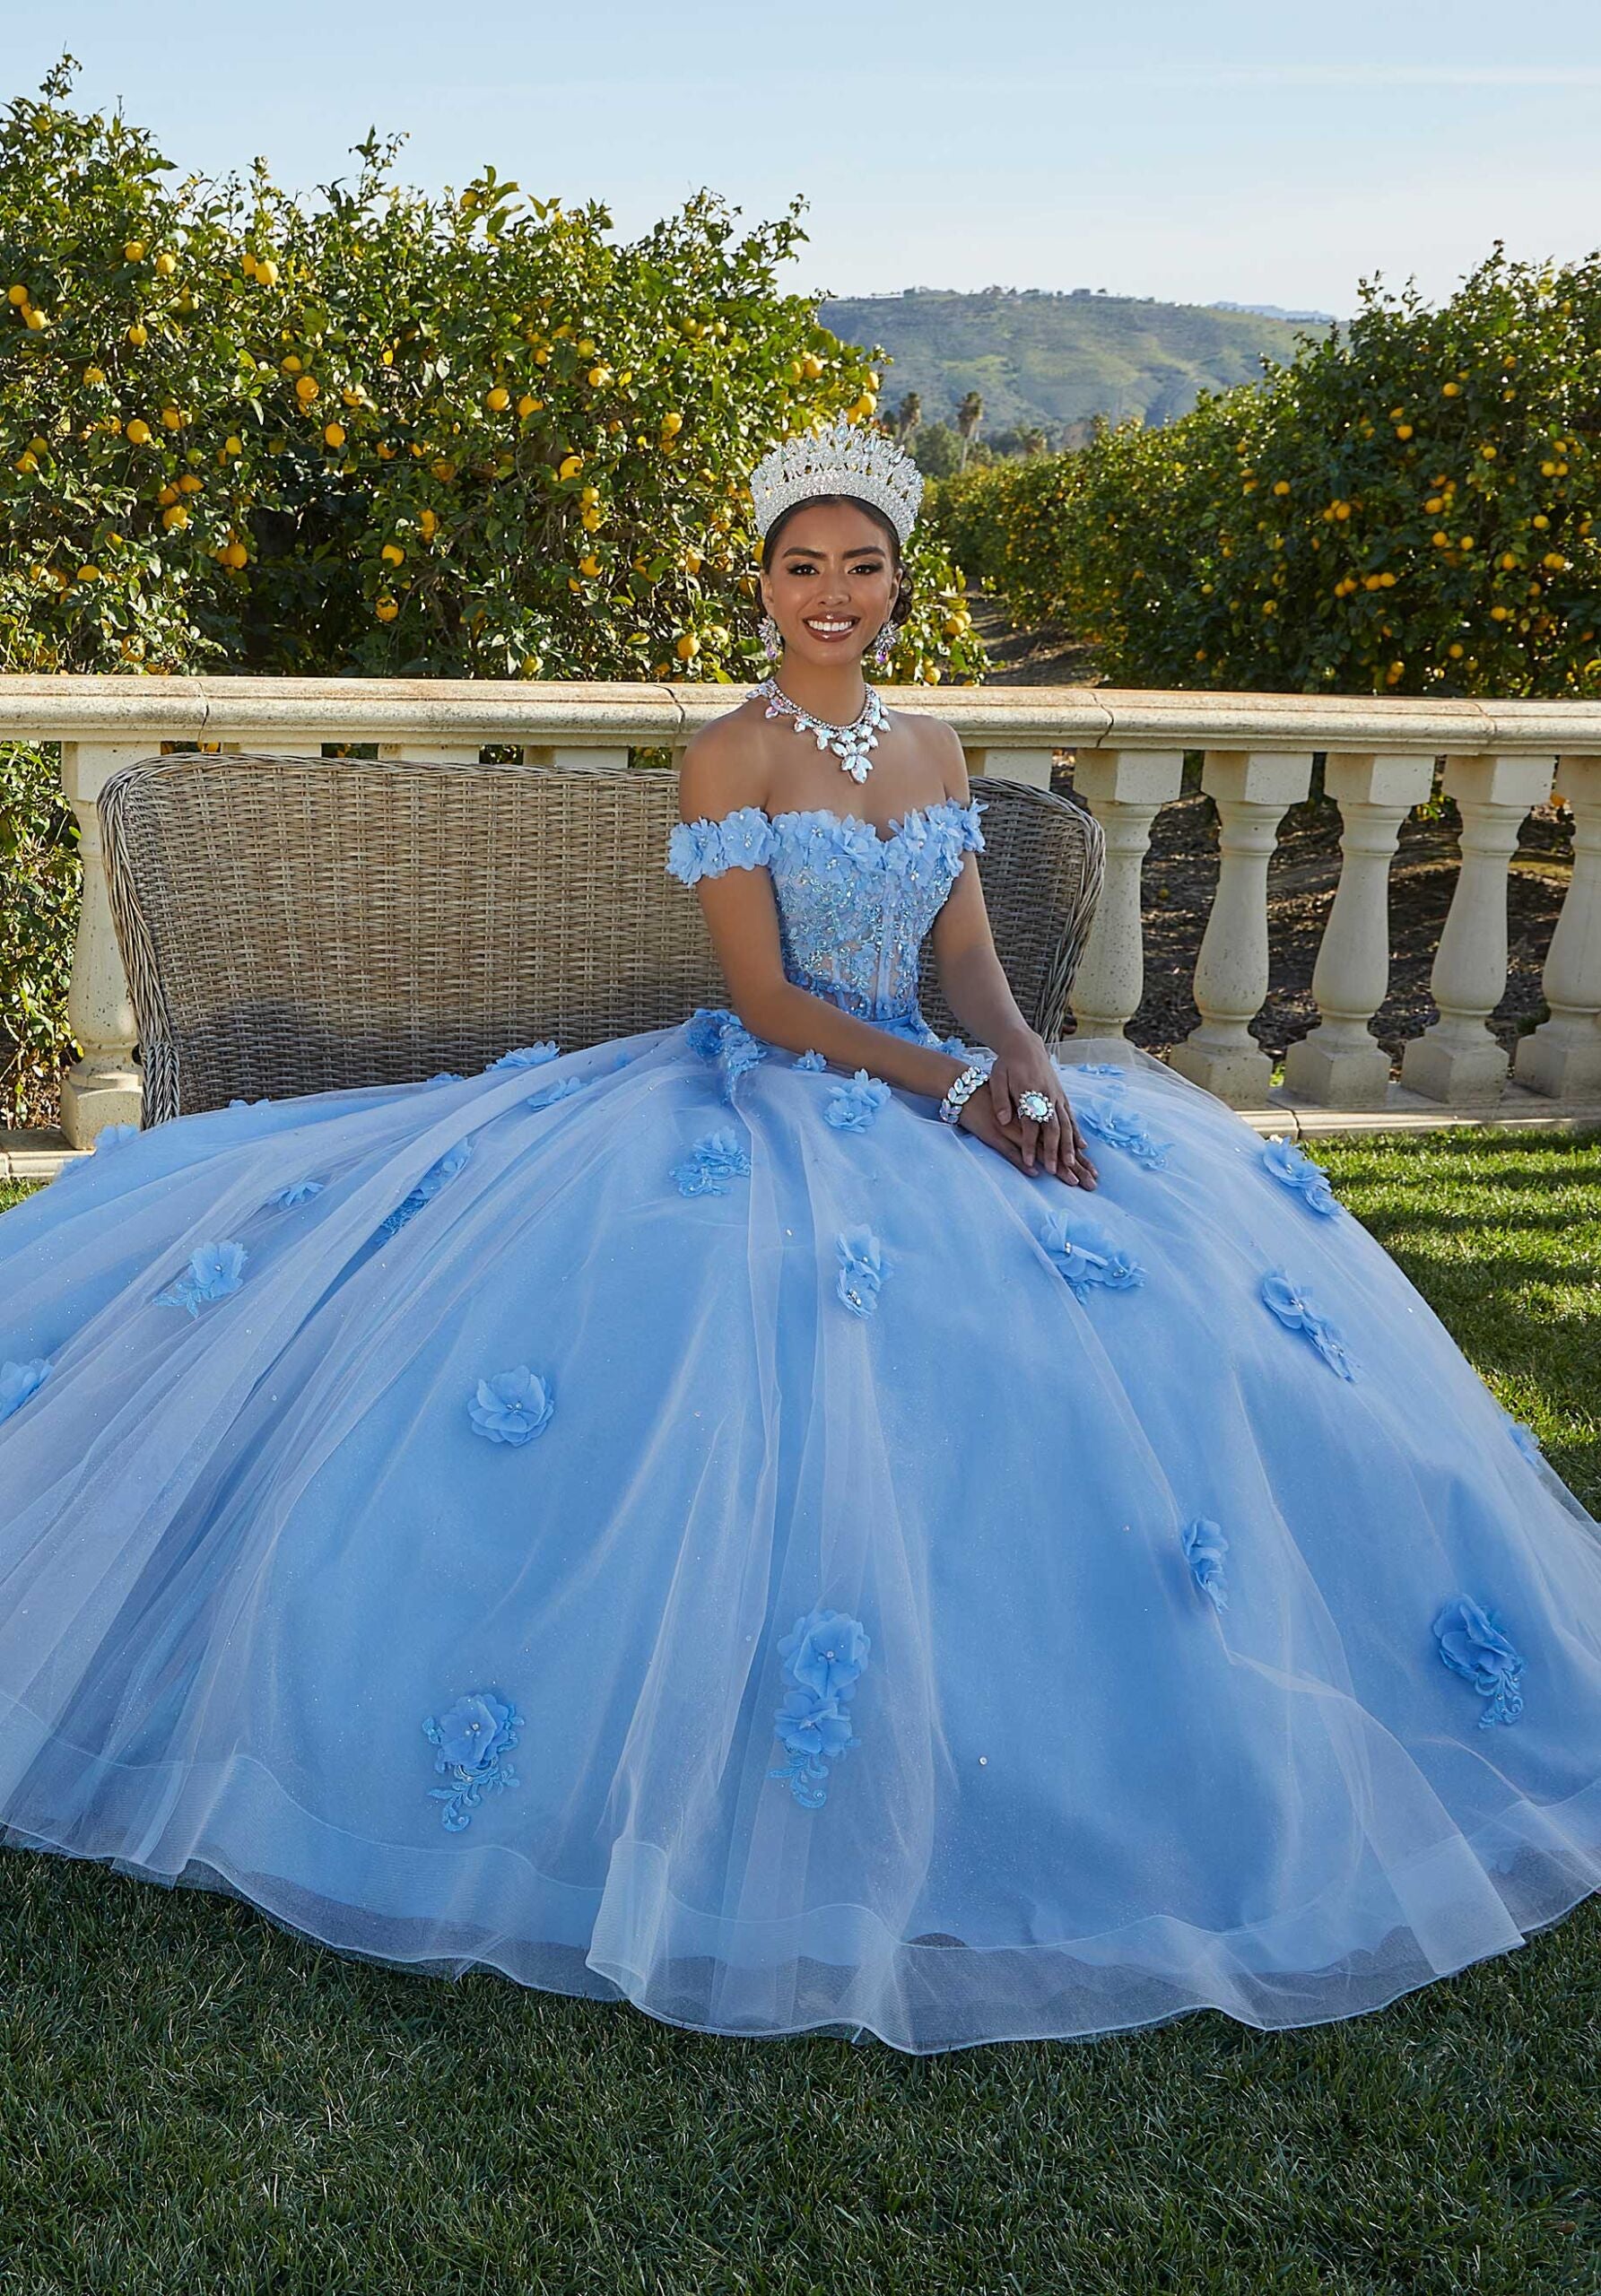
888,705,970,804
677,695,773,825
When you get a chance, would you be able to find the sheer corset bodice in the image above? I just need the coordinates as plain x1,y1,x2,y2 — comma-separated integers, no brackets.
666,797,986,1044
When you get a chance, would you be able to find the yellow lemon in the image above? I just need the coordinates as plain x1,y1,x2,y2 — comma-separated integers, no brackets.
1395,424,1414,440
381,543,405,565
161,405,184,429
419,509,439,538
660,412,683,435
375,595,399,622
1448,642,1465,658
1543,551,1566,570
14,450,36,474
124,239,146,261
674,632,700,660
255,258,280,286
324,422,346,448
224,435,243,456
154,252,177,277
161,504,188,529
294,375,319,402
178,473,204,493
1334,501,1351,520
485,386,510,412
222,541,249,569
684,549,702,575
375,442,395,459
558,453,583,479
587,365,612,387
431,459,457,481
1533,513,1550,529
1424,496,1442,513
82,364,107,387
517,394,538,418
1458,535,1475,550
1441,380,1460,396
125,418,152,445
1491,604,1511,621
1273,479,1291,494
126,323,148,348
76,563,100,580
579,553,601,577
282,353,302,372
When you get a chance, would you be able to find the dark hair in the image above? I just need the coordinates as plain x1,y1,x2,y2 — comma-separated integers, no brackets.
758,491,914,629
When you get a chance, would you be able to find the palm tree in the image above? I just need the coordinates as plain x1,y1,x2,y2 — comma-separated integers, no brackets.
893,391,922,445
956,390,984,471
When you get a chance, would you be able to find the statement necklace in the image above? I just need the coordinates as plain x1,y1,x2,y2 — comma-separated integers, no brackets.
748,674,888,785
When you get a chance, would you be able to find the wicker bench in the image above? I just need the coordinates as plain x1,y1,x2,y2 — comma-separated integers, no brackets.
99,752,1105,1124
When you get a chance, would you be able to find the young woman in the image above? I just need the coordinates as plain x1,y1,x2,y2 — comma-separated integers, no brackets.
1,418,1597,2055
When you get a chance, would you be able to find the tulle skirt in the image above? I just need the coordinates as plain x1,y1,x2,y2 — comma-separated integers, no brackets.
1,1020,1598,2052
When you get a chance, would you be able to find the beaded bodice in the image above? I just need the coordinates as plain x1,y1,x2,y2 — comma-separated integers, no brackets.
666,798,986,1043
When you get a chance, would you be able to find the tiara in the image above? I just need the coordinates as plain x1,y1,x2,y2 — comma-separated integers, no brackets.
748,413,924,546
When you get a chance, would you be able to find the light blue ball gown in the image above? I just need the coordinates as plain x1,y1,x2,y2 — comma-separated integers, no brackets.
2,788,1599,2055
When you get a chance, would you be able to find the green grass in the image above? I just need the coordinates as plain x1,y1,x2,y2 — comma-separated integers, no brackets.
0,1128,1597,2296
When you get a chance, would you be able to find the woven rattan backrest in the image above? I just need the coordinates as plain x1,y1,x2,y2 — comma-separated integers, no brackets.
100,752,1103,1123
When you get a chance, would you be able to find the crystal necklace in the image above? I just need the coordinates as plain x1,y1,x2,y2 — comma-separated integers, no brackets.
748,674,888,786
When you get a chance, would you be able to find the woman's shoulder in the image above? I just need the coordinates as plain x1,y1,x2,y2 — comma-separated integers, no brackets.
677,697,773,825
882,703,970,804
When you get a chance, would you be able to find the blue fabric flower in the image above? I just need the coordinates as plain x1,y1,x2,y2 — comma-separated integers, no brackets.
1503,1412,1544,1462
1260,1135,1339,1216
526,1074,586,1113
768,1605,871,1808
1076,1101,1173,1170
487,1041,559,1072
269,1178,325,1207
685,1006,738,1057
1432,1596,1525,1727
468,1367,555,1445
672,1129,753,1197
154,1240,248,1317
1066,1062,1128,1079
1182,1518,1230,1612
718,1021,768,1102
422,1690,523,1831
666,808,774,887
92,1124,140,1152
425,1072,464,1086
795,1048,828,1072
937,1034,969,1057
824,1069,892,1133
226,1095,272,1111
1040,1213,1144,1301
376,1140,472,1241
1259,1269,1358,1379
835,1227,886,1318
0,1357,51,1424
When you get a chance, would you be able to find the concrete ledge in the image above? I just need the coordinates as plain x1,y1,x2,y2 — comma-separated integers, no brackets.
6,1076,1599,1192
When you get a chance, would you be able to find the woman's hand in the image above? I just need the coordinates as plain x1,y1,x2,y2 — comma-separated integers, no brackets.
983,1035,1099,1186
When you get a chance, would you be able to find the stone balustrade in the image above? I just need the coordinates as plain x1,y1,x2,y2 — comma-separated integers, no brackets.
1,674,1598,1144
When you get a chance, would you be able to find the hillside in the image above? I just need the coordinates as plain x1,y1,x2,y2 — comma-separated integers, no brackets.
817,289,1336,439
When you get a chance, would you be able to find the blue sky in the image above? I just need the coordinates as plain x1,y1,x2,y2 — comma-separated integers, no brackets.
9,0,1601,317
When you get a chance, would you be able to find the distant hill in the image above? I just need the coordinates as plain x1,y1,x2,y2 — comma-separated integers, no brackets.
817,289,1338,439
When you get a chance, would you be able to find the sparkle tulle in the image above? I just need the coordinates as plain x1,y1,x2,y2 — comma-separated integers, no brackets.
1,797,1598,2053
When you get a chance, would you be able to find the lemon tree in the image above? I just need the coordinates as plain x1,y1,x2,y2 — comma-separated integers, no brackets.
0,59,983,689
931,244,1598,698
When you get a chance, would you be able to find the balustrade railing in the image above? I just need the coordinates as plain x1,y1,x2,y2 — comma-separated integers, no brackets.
2,674,1597,1145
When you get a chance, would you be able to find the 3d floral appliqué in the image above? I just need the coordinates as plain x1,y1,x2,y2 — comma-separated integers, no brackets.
0,1358,51,1425
92,1124,140,1152
423,1691,524,1831
487,1041,560,1073
526,1074,586,1113
1040,1213,1144,1301
468,1367,555,1445
795,1048,828,1072
768,1605,871,1808
824,1070,892,1133
1182,1518,1230,1611
1076,1101,1173,1170
269,1178,325,1208
1432,1597,1525,1727
1260,1135,1340,1216
672,1130,753,1197
835,1228,887,1317
154,1241,248,1317
376,1140,472,1241
1260,1269,1358,1379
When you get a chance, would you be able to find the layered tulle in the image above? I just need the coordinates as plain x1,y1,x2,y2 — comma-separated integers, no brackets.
1,1025,1599,2052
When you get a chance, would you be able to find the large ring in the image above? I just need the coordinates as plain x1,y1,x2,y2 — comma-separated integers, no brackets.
1017,1088,1055,1123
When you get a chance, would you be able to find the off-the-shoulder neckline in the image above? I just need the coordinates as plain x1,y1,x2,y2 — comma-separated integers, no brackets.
700,795,981,848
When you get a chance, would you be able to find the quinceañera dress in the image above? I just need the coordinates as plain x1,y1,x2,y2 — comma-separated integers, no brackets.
2,786,1600,2052
4,395,1601,2054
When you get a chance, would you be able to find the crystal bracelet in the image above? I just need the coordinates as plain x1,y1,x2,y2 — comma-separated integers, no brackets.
937,1061,991,1126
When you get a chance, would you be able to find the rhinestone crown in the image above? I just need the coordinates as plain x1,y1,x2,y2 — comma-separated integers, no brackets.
748,414,924,546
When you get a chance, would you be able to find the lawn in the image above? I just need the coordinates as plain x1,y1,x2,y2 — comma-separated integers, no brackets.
0,1128,1597,2296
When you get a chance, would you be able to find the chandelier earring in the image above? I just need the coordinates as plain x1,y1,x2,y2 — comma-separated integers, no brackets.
759,612,783,663
869,620,895,673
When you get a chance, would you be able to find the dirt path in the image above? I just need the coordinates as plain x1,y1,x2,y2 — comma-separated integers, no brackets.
965,587,1573,1074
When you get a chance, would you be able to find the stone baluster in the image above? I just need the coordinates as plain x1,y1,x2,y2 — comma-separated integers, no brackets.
1066,751,1185,1041
1166,750,1313,1106
1399,752,1556,1103
961,746,1056,792
1282,752,1437,1105
57,742,150,1145
1512,753,1601,1098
